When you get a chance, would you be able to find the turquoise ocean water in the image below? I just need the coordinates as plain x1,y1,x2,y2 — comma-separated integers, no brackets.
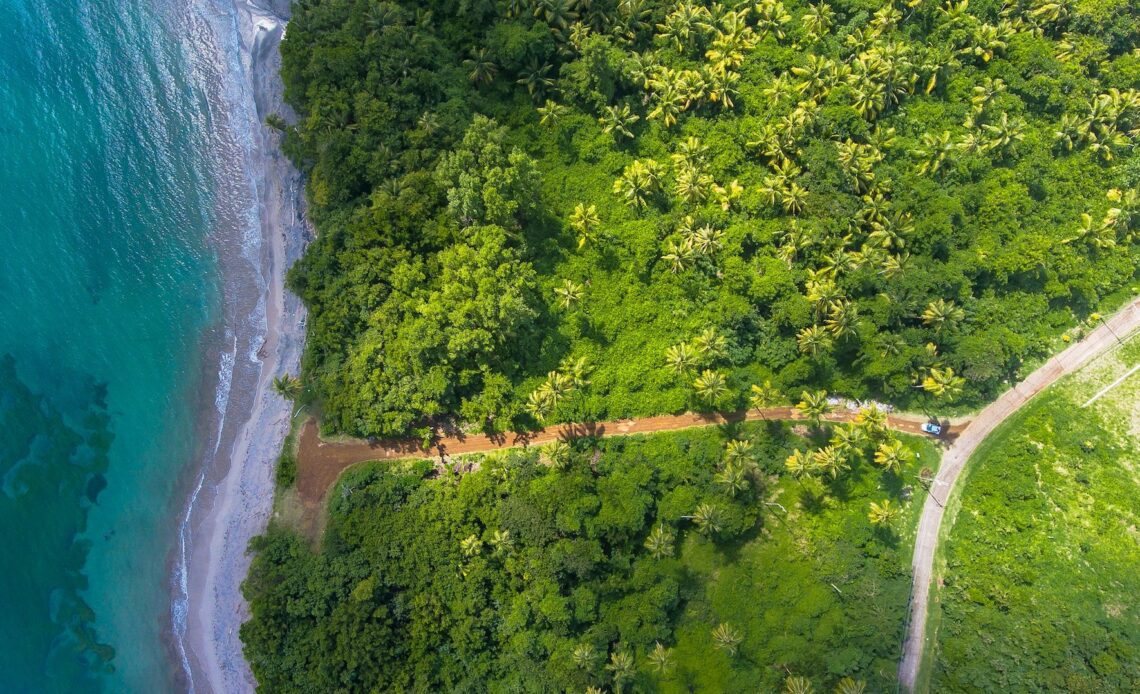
0,0,240,690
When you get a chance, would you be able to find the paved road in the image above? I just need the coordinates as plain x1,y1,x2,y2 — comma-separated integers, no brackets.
897,297,1140,691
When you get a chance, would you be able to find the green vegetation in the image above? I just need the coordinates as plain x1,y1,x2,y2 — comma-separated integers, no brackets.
242,420,940,691
280,0,1140,439
929,337,1140,691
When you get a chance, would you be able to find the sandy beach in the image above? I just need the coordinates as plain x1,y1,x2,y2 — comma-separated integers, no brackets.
177,0,307,691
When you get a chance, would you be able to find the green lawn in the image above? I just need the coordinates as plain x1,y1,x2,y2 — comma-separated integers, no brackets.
929,336,1140,692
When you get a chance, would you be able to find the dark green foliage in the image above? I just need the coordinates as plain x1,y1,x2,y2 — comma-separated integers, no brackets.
281,0,1139,437
242,424,935,691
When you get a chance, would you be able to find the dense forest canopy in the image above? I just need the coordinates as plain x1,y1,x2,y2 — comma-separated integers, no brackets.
243,423,937,691
281,0,1139,439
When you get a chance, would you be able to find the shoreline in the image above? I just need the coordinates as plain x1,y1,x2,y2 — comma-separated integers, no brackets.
175,0,307,691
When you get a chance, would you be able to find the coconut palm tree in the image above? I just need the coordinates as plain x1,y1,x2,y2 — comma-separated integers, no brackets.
692,327,727,361
711,622,743,654
825,299,860,340
572,643,597,669
797,325,834,357
537,100,569,126
544,440,573,469
272,374,302,401
489,529,513,553
463,48,498,86
981,111,1025,156
785,676,814,694
607,649,636,690
569,202,600,249
922,366,965,400
750,379,783,415
716,463,750,497
692,502,722,536
868,498,900,526
614,159,661,209
554,278,583,310
855,404,889,439
830,423,867,458
796,389,832,426
665,342,698,374
647,641,674,675
834,676,866,694
755,0,791,40
724,439,754,467
801,2,835,41
785,448,813,482
674,164,713,206
922,298,965,334
645,524,675,558
913,131,954,175
693,369,728,406
517,58,556,101
812,445,849,479
599,103,639,139
460,534,483,557
873,439,910,474
662,237,696,273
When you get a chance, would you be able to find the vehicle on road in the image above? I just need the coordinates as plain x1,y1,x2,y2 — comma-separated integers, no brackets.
921,422,943,436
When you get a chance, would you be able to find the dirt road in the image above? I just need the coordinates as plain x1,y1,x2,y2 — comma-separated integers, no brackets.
897,298,1140,691
295,406,963,521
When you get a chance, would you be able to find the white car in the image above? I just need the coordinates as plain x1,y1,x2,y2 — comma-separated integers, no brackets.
921,422,942,436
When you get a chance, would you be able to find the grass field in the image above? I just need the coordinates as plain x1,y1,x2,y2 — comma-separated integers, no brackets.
927,335,1140,691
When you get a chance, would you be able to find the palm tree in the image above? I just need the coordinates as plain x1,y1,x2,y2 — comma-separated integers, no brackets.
463,48,497,86
489,529,513,553
922,299,965,334
664,341,698,374
569,202,600,249
614,159,661,209
554,278,583,310
913,131,954,175
785,676,814,694
812,445,849,479
674,164,713,206
724,439,754,467
922,366,965,400
825,299,860,340
693,369,728,406
662,237,696,273
981,111,1025,155
750,379,783,415
645,524,675,558
272,374,302,401
716,463,750,497
692,327,727,361
537,100,569,127
755,0,792,40
797,325,834,357
830,423,867,458
801,2,835,41
599,103,639,140
460,534,483,557
647,641,674,675
517,58,556,101
692,502,722,536
572,642,597,669
855,404,888,439
868,498,900,526
544,440,573,469
796,390,831,427
785,448,813,483
527,388,555,421
711,622,743,654
534,0,579,32
834,676,867,694
873,439,910,474
606,649,636,690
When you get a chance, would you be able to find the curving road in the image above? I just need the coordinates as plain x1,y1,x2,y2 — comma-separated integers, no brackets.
897,297,1140,691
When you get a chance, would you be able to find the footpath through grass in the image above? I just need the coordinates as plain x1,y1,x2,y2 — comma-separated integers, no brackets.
927,336,1140,691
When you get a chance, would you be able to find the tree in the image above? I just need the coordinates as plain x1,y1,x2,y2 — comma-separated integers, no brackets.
785,448,813,482
922,299,965,334
711,622,743,654
463,48,497,86
716,463,750,497
797,325,834,357
834,677,866,694
460,534,482,557
785,676,815,694
750,380,783,416
645,524,675,559
570,203,601,249
647,641,674,675
873,439,910,474
693,370,729,406
272,374,301,401
606,650,636,690
436,117,540,228
599,103,639,140
692,502,722,536
572,643,597,669
665,342,698,374
868,499,901,526
554,279,584,310
812,445,850,479
796,390,832,427
692,327,727,361
923,366,966,400
614,159,661,209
